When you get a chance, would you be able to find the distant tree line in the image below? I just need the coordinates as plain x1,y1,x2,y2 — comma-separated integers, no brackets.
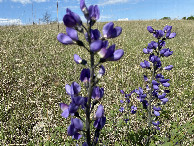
160,15,194,20
182,16,194,20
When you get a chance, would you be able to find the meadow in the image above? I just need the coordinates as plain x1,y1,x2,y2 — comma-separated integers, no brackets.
0,20,193,145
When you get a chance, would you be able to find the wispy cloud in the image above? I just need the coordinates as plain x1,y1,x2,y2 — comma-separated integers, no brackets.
62,5,79,10
0,0,3,3
11,0,47,4
0,18,22,25
98,0,144,6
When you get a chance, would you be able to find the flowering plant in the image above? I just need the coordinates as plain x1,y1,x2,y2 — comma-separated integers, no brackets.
120,25,176,144
57,0,124,145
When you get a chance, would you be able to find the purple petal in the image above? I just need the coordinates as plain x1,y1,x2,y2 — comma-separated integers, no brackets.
69,103,79,114
120,90,125,94
92,29,101,40
163,25,172,32
108,49,124,61
80,68,90,82
74,54,82,64
80,0,86,11
72,96,85,106
154,111,160,116
164,65,173,70
95,105,104,118
111,26,122,38
73,132,82,140
57,33,74,45
71,11,82,26
168,32,176,39
164,50,173,57
72,82,81,94
65,84,72,95
66,27,78,41
59,103,69,111
82,142,88,146
72,118,83,130
153,106,161,111
120,100,124,103
63,14,77,28
144,60,150,68
90,40,102,52
147,26,154,33
153,85,159,90
158,93,166,99
143,75,148,81
99,65,105,75
160,98,168,103
67,124,75,136
119,107,124,112
152,80,159,85
162,82,170,87
103,44,115,59
152,121,160,126
61,108,69,118
140,62,146,68
103,22,114,38
139,87,143,95
94,5,100,20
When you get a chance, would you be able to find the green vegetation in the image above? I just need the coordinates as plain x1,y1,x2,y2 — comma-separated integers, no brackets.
160,17,171,20
182,15,194,20
0,20,193,145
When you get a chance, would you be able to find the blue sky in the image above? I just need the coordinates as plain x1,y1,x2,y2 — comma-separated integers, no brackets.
0,0,194,25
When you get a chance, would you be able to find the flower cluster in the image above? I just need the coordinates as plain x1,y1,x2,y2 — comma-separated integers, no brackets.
57,0,124,145
120,25,176,131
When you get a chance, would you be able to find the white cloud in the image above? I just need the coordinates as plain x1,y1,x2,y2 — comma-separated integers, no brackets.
11,0,47,4
98,0,143,6
0,0,3,3
0,18,22,25
118,18,128,21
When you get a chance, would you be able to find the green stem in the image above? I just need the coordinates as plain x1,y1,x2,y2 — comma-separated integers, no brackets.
85,24,94,146
147,66,155,143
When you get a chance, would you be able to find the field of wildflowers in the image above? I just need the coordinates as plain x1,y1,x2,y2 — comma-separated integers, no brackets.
0,16,193,145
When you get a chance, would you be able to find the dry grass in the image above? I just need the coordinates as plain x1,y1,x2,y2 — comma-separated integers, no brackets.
0,20,193,145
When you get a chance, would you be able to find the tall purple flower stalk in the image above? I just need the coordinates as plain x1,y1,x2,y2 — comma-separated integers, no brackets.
120,25,176,144
57,0,124,145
